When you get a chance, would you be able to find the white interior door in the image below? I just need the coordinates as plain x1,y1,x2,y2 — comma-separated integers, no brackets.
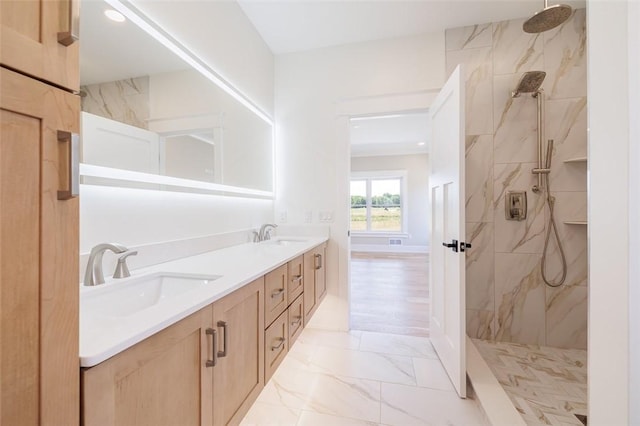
429,65,467,398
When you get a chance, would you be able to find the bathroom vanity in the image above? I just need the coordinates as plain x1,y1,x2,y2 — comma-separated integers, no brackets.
81,238,327,426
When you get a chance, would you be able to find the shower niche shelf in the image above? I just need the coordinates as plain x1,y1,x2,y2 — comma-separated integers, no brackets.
564,221,588,225
563,157,588,164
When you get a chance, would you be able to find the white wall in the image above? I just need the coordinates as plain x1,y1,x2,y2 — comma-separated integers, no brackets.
275,33,445,318
587,1,634,423
350,154,430,250
80,2,275,265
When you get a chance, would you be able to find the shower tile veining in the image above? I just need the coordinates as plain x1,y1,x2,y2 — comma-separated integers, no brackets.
474,339,587,425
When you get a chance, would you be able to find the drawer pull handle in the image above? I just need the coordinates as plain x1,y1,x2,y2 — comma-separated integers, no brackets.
205,328,217,367
291,316,302,327
314,253,322,270
57,130,79,200
58,0,80,46
271,288,285,298
271,337,286,351
291,275,303,283
217,321,227,358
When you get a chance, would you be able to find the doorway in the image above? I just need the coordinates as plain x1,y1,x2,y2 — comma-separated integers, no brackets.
347,111,431,337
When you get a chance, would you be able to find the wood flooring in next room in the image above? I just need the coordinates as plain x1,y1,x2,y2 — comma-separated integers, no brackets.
350,252,429,337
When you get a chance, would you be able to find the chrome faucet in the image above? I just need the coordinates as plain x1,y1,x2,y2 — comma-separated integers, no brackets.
84,243,128,286
258,223,278,241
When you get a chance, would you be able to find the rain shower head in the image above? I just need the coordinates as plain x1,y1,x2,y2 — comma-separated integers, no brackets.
523,1,572,33
511,71,546,98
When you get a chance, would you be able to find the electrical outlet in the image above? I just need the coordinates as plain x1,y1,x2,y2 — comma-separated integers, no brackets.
304,210,313,223
279,211,287,223
319,210,334,223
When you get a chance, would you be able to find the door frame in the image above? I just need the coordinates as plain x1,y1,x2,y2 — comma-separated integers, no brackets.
335,89,440,328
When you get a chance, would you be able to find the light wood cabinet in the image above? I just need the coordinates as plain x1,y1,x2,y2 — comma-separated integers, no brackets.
82,306,214,426
287,255,304,302
1,67,79,425
264,310,288,383
264,263,288,326
288,294,304,347
212,278,264,426
303,243,328,324
1,0,80,91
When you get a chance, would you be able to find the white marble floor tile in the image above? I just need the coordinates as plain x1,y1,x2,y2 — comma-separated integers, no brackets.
412,357,455,392
257,369,381,423
300,344,417,385
297,410,381,426
296,328,362,350
380,383,487,425
239,401,300,426
358,331,437,359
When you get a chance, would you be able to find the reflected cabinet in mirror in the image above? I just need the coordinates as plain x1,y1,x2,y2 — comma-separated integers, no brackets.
79,0,273,195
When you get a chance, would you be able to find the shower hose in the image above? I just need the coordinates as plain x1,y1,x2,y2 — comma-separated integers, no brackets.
541,173,567,287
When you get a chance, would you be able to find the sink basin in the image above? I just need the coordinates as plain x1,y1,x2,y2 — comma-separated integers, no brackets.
82,272,221,317
262,237,308,246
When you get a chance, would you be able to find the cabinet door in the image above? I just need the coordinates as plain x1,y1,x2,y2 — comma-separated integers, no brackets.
287,255,304,301
303,251,316,324
264,263,288,326
264,310,288,383
1,0,79,91
82,306,215,426
212,278,264,426
0,67,79,426
315,245,327,303
288,294,304,347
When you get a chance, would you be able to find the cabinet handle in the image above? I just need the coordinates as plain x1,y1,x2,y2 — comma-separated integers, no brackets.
271,337,285,351
291,275,302,283
217,321,227,358
291,316,302,327
58,0,80,46
205,328,217,367
314,253,322,270
271,288,285,298
57,131,79,200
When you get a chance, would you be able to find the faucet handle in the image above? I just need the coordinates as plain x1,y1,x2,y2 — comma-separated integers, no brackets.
113,250,138,279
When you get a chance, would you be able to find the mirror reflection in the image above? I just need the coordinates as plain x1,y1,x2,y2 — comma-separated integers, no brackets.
79,0,273,193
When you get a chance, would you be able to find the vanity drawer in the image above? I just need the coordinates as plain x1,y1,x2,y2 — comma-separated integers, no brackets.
264,263,288,327
287,255,304,302
288,294,304,347
264,310,288,383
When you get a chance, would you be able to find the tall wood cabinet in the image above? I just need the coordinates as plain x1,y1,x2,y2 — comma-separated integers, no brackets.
1,0,80,423
0,69,80,423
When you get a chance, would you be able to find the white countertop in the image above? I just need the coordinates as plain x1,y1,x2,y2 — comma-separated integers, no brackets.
79,236,328,367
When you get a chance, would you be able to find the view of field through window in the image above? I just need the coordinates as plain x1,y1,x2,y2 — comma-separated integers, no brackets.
350,178,402,231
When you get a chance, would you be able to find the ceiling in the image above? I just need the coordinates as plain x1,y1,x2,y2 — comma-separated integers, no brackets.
350,113,430,157
237,0,586,55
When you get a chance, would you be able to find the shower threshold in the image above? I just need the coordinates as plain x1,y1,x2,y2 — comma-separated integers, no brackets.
470,338,587,426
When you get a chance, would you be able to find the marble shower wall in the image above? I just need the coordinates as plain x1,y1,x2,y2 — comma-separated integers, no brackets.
446,9,587,349
81,77,150,129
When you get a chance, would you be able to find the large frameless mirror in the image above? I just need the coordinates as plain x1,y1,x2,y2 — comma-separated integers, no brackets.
79,0,274,197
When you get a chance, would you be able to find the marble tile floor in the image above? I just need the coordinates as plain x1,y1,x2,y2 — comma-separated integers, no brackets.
473,339,587,426
241,326,487,426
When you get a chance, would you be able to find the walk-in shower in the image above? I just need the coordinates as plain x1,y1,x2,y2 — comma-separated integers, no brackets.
511,71,567,287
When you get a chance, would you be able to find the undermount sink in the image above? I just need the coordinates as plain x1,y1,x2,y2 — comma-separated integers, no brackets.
262,237,308,246
82,272,221,317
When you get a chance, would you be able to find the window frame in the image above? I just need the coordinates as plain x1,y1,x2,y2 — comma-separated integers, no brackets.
350,170,408,236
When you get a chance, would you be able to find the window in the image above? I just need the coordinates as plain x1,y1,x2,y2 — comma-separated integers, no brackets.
350,172,405,233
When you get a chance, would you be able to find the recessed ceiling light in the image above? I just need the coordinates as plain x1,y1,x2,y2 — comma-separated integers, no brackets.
352,125,360,129
104,9,126,23
417,142,426,146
